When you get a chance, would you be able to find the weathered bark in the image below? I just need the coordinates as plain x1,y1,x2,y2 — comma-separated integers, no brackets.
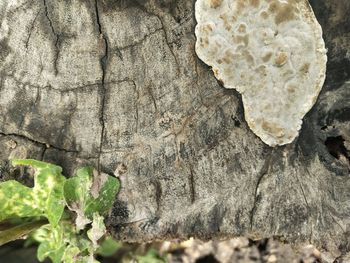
0,0,349,258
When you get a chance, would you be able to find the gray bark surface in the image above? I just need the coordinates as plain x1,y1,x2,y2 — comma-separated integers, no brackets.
0,0,349,258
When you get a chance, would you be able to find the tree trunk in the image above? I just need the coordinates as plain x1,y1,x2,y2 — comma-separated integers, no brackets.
0,0,349,258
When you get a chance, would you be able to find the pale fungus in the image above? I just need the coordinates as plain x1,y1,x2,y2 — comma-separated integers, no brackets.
195,0,327,146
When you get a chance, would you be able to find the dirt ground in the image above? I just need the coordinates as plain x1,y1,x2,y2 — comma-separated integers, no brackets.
165,238,323,263
1,237,348,263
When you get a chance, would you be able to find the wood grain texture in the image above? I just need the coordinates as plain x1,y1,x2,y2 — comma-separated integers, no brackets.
0,0,349,259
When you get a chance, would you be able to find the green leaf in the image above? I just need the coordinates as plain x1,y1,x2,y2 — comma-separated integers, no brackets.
62,245,81,263
87,213,106,247
46,176,66,226
3,159,67,226
0,160,119,263
15,160,66,226
63,167,93,206
26,224,51,244
37,240,65,263
11,159,62,172
85,175,120,218
77,256,100,263
0,220,47,246
63,167,93,229
64,167,119,229
136,249,166,263
0,180,42,221
96,237,121,257
35,222,76,263
37,240,51,261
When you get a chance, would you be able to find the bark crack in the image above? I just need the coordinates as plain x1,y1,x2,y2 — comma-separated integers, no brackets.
250,149,274,231
295,174,310,208
189,165,196,204
132,4,180,74
40,147,47,161
157,18,180,75
2,72,103,93
43,0,60,75
95,0,109,173
0,132,78,153
194,58,208,108
130,79,139,133
146,83,158,112
25,10,40,50
151,178,162,215
117,28,163,51
295,169,314,243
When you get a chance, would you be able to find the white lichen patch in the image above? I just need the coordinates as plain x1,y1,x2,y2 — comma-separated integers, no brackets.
195,0,327,146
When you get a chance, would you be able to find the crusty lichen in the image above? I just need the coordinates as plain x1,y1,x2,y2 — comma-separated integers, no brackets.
195,0,327,146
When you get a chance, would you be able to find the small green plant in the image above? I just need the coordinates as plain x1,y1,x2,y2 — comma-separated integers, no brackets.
0,159,120,263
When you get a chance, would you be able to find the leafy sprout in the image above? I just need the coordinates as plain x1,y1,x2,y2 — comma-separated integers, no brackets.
0,159,120,263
